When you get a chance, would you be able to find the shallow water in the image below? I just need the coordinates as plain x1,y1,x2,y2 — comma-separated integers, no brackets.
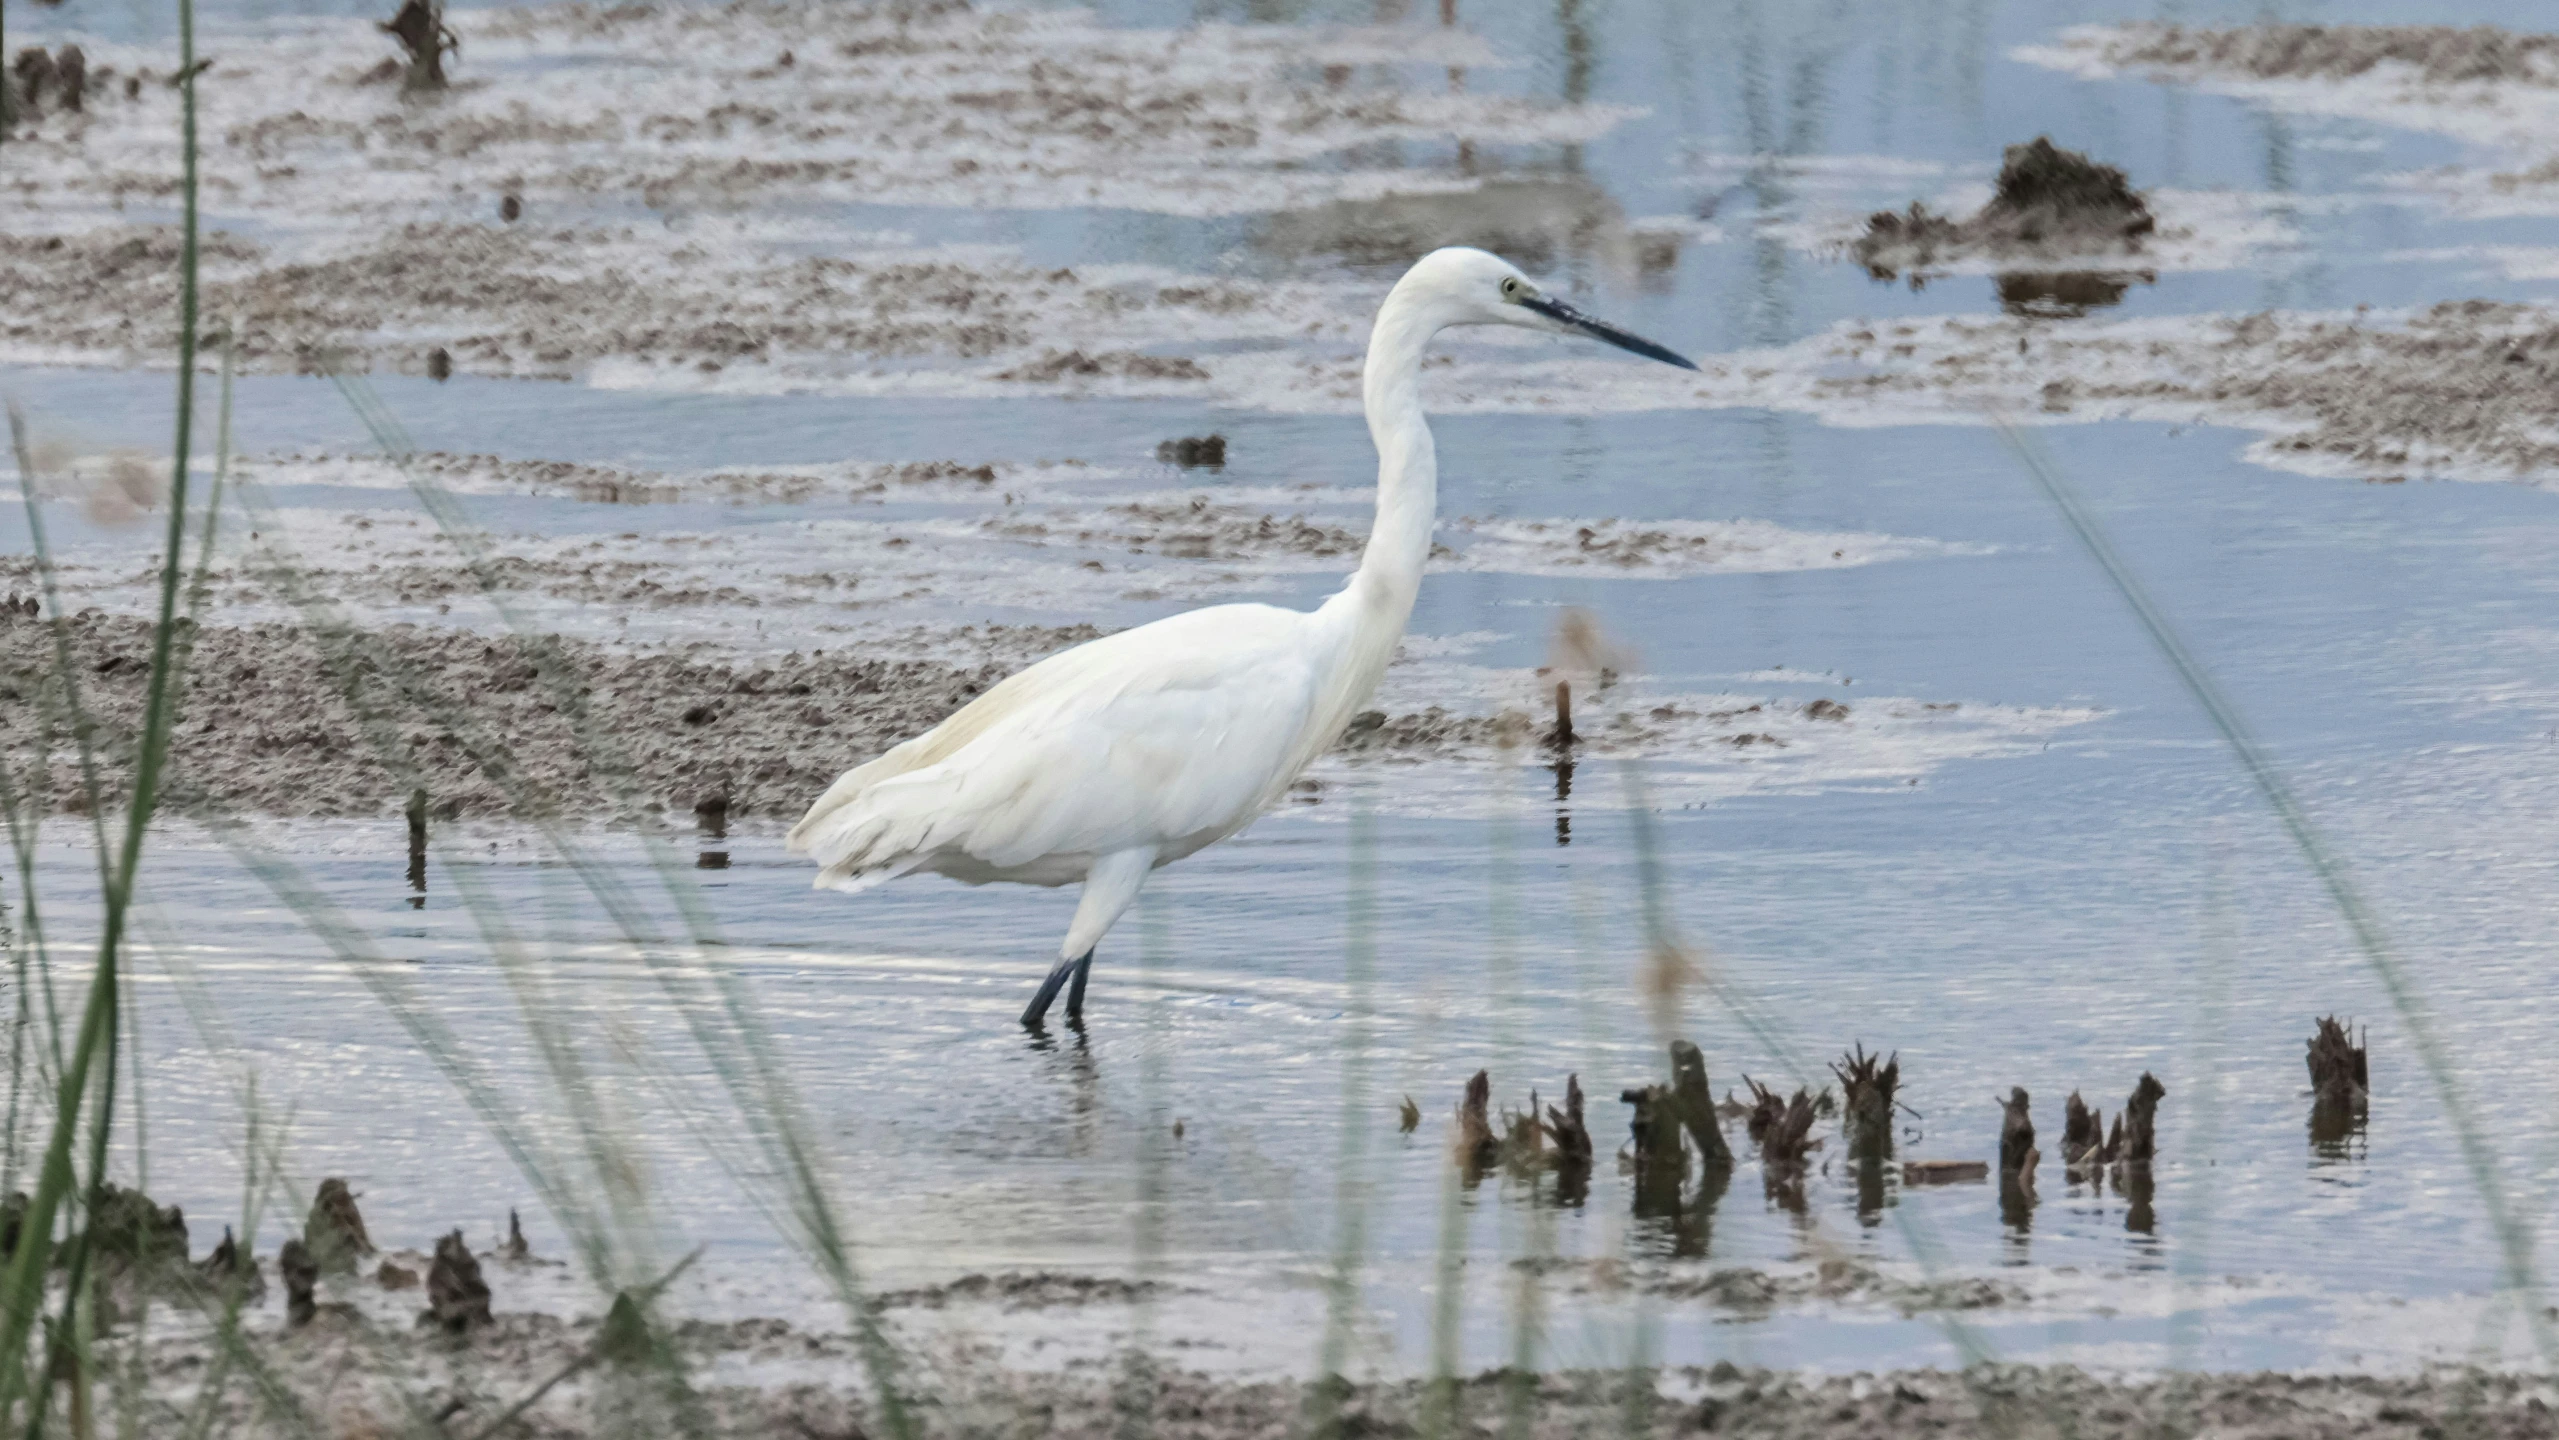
9,0,2559,1387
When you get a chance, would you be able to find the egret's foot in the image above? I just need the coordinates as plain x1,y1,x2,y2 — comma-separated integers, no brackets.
1022,954,1081,1030
1064,948,1095,1021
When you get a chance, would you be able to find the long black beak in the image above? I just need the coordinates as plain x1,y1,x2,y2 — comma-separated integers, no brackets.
1521,295,1698,371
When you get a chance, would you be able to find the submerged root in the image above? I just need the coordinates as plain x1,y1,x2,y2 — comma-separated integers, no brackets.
305,1177,376,1274
1742,1077,1819,1211
1454,1070,1498,1180
427,1229,493,1333
1831,1042,1900,1158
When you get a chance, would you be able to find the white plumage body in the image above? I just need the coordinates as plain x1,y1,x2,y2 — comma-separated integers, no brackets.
788,596,1385,901
785,246,1693,1025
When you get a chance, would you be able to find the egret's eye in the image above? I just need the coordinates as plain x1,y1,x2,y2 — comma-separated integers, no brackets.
1500,276,1524,300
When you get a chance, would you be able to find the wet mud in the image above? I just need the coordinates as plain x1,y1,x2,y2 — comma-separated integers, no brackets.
99,1308,2559,1440
381,451,1019,505
2095,24,2559,86
0,223,1321,383
1814,300,2559,484
0,606,2065,819
7,0,1627,220
0,608,1073,818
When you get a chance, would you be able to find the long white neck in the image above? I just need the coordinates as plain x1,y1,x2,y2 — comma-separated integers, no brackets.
1339,283,1441,625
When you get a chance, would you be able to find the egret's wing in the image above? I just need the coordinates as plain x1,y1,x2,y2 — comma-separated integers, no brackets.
789,605,1321,886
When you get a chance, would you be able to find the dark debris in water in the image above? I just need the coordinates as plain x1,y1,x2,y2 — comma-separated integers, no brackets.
1853,137,2156,289
873,1271,1170,1311
1155,434,1226,468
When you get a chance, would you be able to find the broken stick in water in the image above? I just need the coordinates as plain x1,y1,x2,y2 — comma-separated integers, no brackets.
1454,1069,1498,1181
1999,1087,2040,1229
1668,1040,1733,1169
1546,1076,1591,1206
2307,1016,2368,1149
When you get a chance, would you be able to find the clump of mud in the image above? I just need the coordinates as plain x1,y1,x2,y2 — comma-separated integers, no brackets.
1852,137,2155,280
380,450,1007,505
2102,23,2559,85
0,611,1579,820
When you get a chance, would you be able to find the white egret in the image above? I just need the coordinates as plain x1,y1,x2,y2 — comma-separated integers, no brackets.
786,246,1695,1028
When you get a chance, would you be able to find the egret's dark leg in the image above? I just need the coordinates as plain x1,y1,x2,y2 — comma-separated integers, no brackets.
1064,947,1096,1022
1022,954,1080,1030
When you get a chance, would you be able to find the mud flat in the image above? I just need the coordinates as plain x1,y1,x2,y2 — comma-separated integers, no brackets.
0,608,2083,820
9,0,1628,222
1805,300,2559,484
2018,24,2559,207
0,222,1355,384
92,1307,2559,1440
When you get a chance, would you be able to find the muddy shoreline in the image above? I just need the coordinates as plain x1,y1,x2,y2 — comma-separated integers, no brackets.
111,1301,2559,1440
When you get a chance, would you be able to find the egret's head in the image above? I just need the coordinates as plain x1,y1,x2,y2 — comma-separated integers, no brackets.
1396,246,1697,370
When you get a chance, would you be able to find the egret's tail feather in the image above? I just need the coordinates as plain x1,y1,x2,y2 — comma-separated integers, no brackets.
813,853,928,895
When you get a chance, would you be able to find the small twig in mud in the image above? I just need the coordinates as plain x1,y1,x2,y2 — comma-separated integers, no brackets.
303,1177,373,1273
195,1225,264,1305
1396,1095,1420,1134
277,1239,317,1329
379,0,458,92
425,1229,491,1333
1547,680,1574,751
498,1209,529,1263
1453,1070,1497,1180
